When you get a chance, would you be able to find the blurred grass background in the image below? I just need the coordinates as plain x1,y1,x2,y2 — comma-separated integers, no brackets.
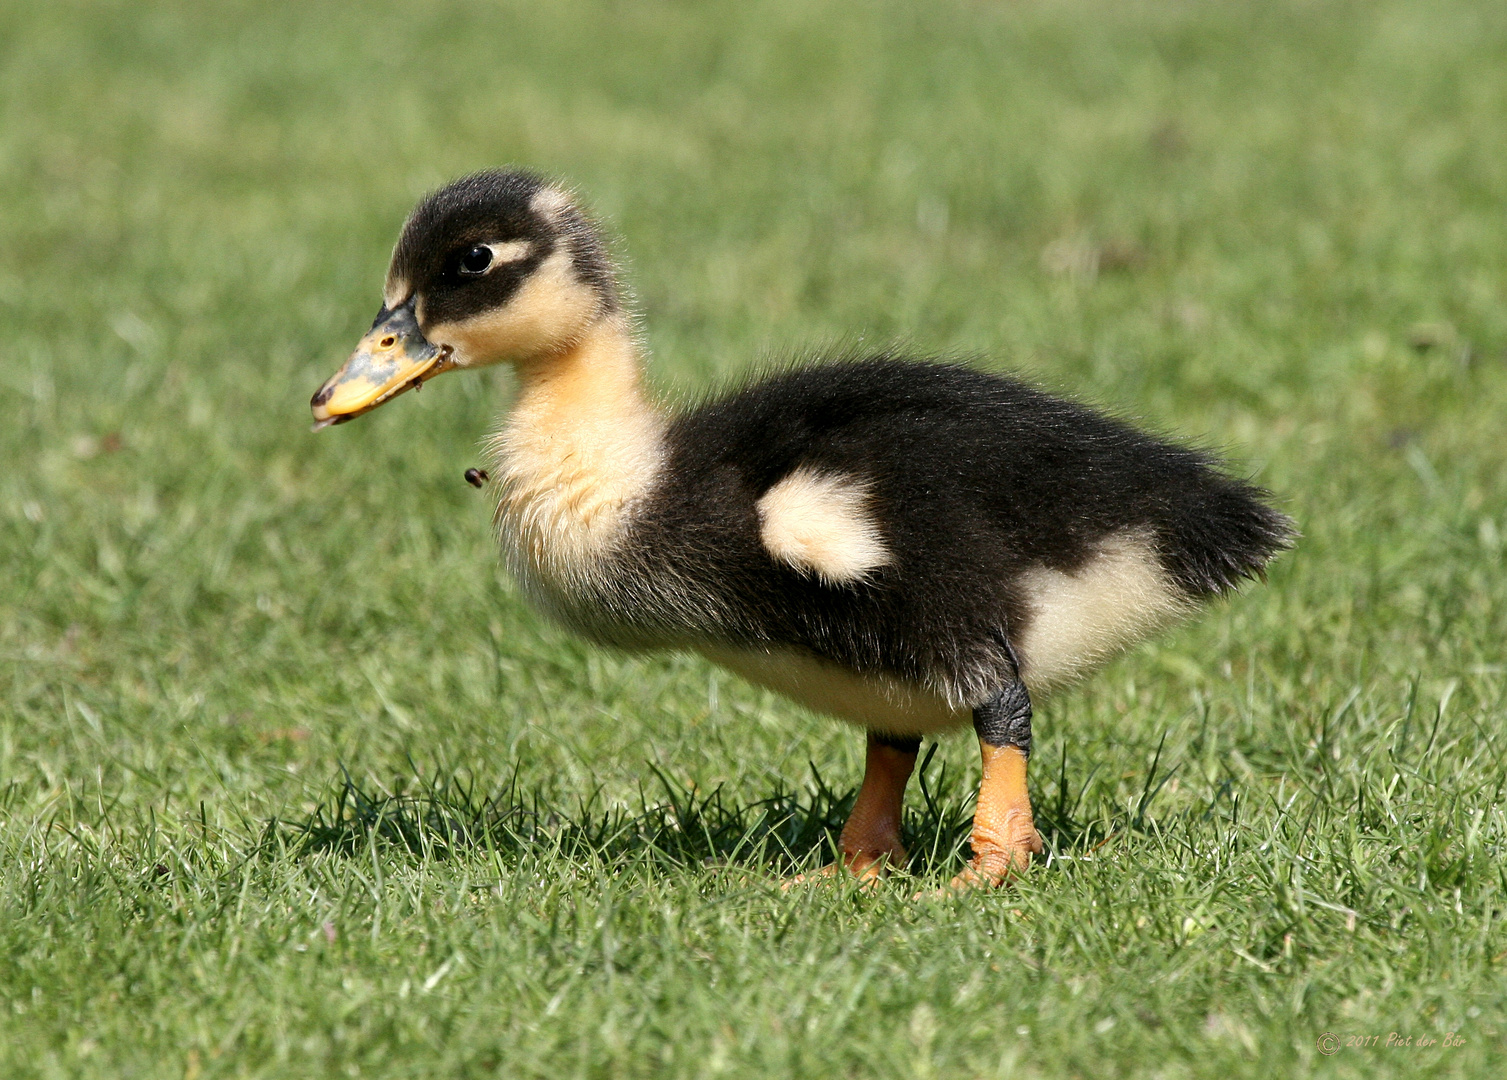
3,0,1507,1076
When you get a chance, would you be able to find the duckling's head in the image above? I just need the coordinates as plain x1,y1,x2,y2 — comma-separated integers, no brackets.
311,170,619,428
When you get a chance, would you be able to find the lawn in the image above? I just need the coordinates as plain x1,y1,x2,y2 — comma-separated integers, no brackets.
4,0,1507,1076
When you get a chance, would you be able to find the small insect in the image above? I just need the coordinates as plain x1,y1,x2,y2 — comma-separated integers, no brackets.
464,467,489,488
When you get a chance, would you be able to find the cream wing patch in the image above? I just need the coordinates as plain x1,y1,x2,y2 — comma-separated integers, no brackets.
757,468,892,585
1014,529,1192,691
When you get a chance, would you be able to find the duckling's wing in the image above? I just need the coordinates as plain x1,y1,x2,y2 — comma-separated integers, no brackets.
632,356,1290,702
666,356,1290,593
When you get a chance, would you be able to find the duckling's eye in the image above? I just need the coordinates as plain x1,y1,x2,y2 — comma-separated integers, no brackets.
458,245,493,276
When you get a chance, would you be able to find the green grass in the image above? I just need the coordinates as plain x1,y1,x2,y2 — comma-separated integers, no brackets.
4,0,1507,1075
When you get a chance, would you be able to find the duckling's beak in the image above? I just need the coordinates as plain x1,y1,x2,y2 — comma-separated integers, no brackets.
310,298,455,430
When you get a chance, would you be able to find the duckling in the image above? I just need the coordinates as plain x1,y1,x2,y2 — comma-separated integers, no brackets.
311,170,1293,888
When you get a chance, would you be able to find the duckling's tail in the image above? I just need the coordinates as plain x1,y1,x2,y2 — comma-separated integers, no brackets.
1159,476,1296,597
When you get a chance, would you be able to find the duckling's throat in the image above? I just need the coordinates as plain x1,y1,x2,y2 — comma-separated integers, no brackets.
487,317,664,600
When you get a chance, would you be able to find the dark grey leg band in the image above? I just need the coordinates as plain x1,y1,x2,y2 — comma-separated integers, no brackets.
973,679,1032,757
870,731,922,754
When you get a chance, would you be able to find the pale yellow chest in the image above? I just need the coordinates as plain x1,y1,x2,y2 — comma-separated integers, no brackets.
484,320,665,599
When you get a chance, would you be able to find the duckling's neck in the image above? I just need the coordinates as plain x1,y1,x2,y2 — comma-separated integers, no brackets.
487,316,665,591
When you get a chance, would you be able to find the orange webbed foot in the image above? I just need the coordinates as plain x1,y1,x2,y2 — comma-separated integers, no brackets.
947,812,1042,890
782,843,908,890
947,741,1042,890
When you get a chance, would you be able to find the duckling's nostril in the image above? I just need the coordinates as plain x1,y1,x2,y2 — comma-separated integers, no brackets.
379,335,397,349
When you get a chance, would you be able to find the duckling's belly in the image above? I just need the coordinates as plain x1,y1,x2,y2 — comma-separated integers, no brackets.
698,645,971,736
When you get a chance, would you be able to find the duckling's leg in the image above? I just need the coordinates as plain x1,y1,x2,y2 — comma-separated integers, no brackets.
836,732,920,878
786,732,917,886
951,680,1043,889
